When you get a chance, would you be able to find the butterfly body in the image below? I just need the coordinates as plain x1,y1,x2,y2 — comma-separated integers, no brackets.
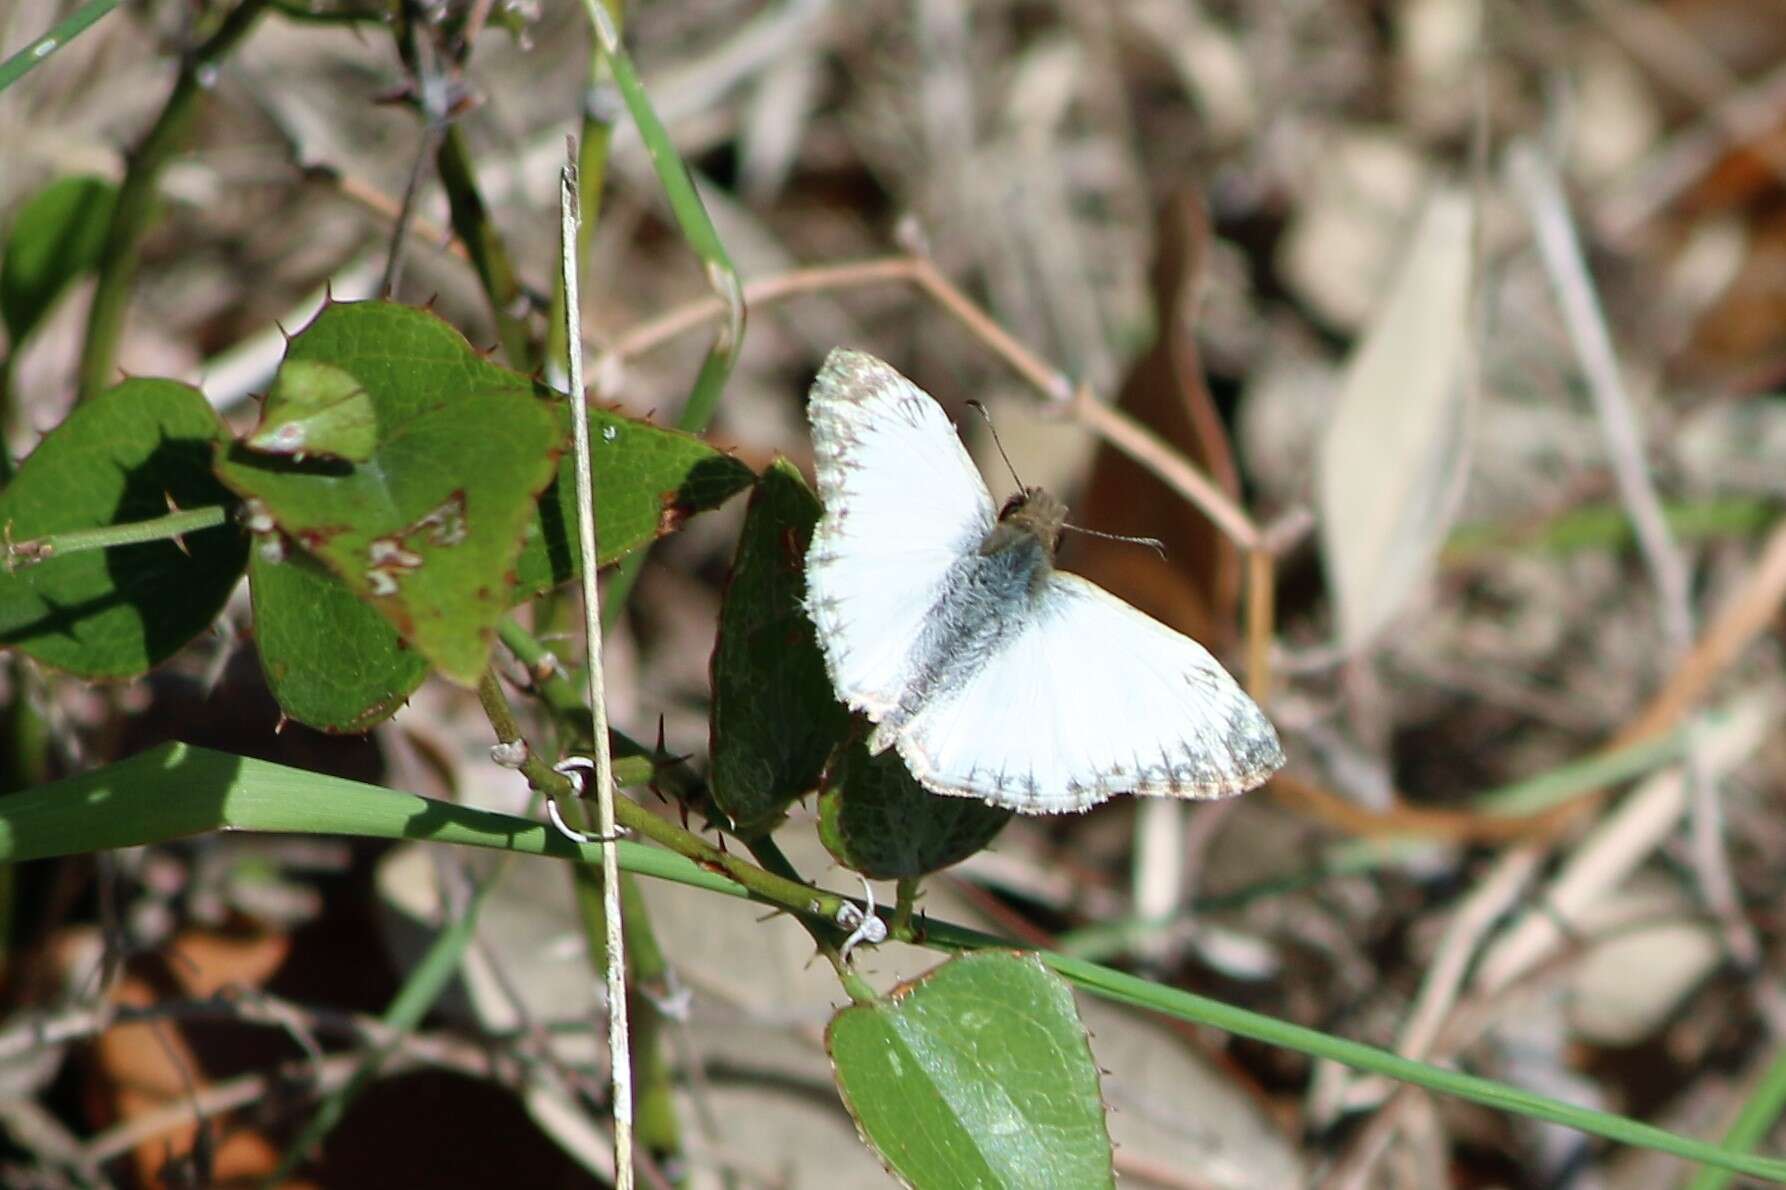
804,349,1283,814
866,495,1056,751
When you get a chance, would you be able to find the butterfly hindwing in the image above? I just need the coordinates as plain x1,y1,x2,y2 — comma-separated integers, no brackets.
804,350,997,718
892,573,1284,813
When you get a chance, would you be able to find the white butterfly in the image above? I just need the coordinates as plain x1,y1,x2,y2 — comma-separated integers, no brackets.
803,348,1285,815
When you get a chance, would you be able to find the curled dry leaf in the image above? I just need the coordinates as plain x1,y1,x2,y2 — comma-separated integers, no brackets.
1317,185,1477,653
1066,190,1243,650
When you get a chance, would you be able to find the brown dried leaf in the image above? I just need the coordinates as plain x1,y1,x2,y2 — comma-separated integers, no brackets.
1067,190,1243,649
1317,186,1477,651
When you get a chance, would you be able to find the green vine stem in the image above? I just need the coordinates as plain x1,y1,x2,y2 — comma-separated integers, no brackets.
7,745,1785,1181
434,125,536,372
476,665,681,1161
544,0,625,391
0,357,18,487
617,874,683,1160
272,863,500,1179
577,0,745,629
3,506,229,571
76,0,272,401
891,877,919,938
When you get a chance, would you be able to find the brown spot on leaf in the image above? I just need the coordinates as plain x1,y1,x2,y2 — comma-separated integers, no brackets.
657,491,694,536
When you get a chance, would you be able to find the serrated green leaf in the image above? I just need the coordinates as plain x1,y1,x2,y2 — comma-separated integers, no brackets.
827,952,1113,1189
260,299,751,601
279,300,524,420
248,546,427,731
708,460,850,836
513,406,754,600
246,359,378,462
0,379,246,676
221,302,572,685
819,738,1011,879
1,175,116,346
217,387,562,686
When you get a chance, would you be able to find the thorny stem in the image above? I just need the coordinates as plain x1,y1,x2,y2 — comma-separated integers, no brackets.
476,671,581,828
3,506,230,571
481,651,874,980
77,0,272,401
498,618,865,934
436,124,536,372
742,834,867,988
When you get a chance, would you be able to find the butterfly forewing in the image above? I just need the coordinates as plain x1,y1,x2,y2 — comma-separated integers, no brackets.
805,350,997,718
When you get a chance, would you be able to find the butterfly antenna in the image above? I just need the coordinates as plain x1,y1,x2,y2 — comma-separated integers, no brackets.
964,400,1025,490
1060,522,1168,560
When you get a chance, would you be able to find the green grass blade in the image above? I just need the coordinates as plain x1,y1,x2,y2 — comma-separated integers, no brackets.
1689,1043,1786,1190
578,0,745,626
0,0,120,94
4,744,1784,1182
272,869,497,1178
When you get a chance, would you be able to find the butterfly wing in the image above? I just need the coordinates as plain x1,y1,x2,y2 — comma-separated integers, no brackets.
805,349,997,719
890,572,1283,813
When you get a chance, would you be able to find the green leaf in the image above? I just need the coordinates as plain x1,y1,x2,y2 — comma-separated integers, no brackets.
513,405,754,601
220,302,570,684
0,378,246,676
278,300,524,419
246,359,377,462
708,460,850,836
248,546,427,731
819,738,1011,879
261,299,752,602
827,952,1114,1189
217,387,562,687
1,175,116,346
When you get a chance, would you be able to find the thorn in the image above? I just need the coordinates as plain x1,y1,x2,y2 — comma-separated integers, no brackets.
646,716,670,805
716,834,729,855
274,318,291,342
274,713,289,734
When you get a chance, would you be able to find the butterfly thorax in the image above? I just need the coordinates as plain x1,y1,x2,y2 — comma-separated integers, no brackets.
982,487,1065,565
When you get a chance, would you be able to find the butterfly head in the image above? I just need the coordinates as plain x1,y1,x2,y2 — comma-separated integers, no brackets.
992,486,1067,558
